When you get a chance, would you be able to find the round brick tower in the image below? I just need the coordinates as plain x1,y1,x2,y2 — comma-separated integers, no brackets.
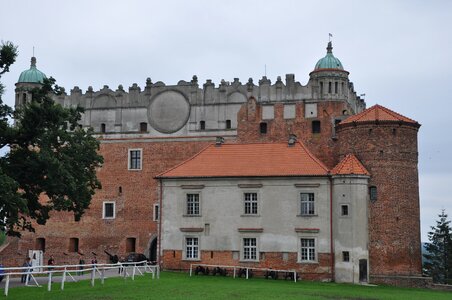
336,104,422,279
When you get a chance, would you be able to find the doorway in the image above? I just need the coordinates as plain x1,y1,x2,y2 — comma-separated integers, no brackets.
359,259,368,282
149,237,157,263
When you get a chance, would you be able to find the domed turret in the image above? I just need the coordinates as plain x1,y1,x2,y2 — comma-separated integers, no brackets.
18,57,47,83
314,41,344,70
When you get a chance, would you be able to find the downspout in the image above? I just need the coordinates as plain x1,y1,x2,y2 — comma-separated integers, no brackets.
329,176,335,282
158,178,163,269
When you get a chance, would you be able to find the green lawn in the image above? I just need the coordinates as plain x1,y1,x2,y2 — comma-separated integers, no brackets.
4,271,451,299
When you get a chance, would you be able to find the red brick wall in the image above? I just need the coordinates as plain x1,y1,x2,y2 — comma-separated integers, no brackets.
162,250,332,281
336,123,422,276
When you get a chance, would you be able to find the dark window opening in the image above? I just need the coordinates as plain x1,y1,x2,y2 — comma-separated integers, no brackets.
369,186,377,202
22,93,27,104
341,205,349,216
69,238,79,252
312,120,321,134
36,238,46,252
226,119,231,129
154,204,159,221
341,82,345,93
200,121,205,130
126,237,136,253
320,82,324,95
328,82,332,93
335,82,338,94
260,122,267,134
343,251,350,262
101,123,106,133
104,202,114,218
140,122,147,132
119,186,122,195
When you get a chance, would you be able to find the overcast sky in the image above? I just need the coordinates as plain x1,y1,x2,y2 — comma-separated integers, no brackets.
1,0,451,242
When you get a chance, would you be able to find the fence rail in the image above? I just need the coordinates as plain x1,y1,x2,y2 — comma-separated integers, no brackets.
0,261,159,297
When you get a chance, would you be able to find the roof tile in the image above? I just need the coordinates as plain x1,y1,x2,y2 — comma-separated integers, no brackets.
340,104,418,125
331,154,370,176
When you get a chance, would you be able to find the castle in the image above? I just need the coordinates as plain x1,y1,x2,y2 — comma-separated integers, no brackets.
1,42,423,285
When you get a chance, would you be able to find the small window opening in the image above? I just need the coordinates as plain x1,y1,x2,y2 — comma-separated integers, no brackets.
101,123,106,133
320,82,324,95
343,251,350,262
36,238,46,252
328,82,332,93
341,82,344,93
118,186,122,195
153,204,159,221
140,122,147,132
369,186,377,202
312,120,321,134
341,205,349,216
260,122,267,134
126,237,136,252
392,128,397,135
69,238,79,252
226,120,231,129
200,121,205,130
211,251,214,259
335,82,338,94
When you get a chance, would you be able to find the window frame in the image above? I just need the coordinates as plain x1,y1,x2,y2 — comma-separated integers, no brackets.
369,186,377,202
185,193,201,216
242,237,258,262
128,148,142,171
243,192,259,216
184,236,200,260
299,237,317,263
153,203,160,221
300,193,315,216
102,201,116,219
342,251,350,262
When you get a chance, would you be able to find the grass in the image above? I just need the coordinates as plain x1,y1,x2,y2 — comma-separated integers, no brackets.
4,271,451,300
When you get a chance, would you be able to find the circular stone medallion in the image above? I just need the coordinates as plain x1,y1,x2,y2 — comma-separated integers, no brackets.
148,91,190,133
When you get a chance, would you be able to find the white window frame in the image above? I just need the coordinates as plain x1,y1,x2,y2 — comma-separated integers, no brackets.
243,192,258,215
102,201,116,219
128,148,142,170
241,237,258,262
153,203,159,221
300,193,315,216
184,236,200,260
299,237,317,263
185,193,201,216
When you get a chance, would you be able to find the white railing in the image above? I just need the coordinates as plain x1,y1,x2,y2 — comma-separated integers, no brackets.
189,263,298,282
0,261,159,297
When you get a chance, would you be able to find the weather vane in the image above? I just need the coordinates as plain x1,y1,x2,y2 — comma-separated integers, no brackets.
329,33,333,42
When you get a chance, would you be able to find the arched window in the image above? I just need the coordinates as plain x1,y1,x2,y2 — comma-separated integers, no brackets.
259,122,267,134
312,120,321,134
200,121,205,130
101,123,106,133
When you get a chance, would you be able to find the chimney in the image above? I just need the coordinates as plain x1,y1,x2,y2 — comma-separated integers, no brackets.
216,136,225,146
288,134,297,147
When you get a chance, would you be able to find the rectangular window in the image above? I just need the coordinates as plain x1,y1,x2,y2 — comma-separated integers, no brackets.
259,122,267,134
139,122,147,132
300,193,315,215
35,238,46,252
69,238,79,252
243,238,257,261
343,251,350,262
186,194,200,215
226,119,231,129
103,201,115,219
128,149,142,170
312,120,321,134
244,193,258,215
341,204,349,216
185,237,199,259
126,237,136,252
300,238,315,261
369,186,377,201
153,204,159,221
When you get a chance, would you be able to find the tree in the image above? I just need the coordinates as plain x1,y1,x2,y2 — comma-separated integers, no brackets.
0,41,103,237
423,209,452,283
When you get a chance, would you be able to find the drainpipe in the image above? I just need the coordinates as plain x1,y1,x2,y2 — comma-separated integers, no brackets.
329,176,335,282
158,179,163,269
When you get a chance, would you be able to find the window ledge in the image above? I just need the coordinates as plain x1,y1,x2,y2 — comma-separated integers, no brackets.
241,214,261,217
183,214,202,217
102,217,115,220
239,260,259,263
182,258,201,262
298,260,319,264
128,169,142,171
297,214,318,217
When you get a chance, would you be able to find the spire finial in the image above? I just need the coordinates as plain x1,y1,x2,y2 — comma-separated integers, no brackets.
327,33,333,53
31,56,37,68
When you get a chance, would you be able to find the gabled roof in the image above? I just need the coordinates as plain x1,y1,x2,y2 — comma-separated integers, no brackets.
331,154,370,176
156,142,329,179
340,104,418,125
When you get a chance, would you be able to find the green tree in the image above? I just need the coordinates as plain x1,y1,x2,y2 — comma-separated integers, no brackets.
423,209,452,283
0,41,103,237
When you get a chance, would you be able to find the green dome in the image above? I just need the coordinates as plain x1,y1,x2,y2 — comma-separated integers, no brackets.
17,57,47,83
314,42,344,70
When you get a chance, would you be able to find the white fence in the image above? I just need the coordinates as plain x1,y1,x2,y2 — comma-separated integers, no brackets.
189,263,298,282
0,261,159,297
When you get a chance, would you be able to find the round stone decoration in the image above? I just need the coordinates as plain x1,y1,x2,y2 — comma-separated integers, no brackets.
148,91,190,133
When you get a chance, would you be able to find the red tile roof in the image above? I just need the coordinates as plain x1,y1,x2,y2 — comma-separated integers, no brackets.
157,142,329,178
340,104,418,125
331,154,370,176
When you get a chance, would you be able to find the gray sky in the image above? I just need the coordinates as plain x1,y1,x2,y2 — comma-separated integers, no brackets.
1,0,451,242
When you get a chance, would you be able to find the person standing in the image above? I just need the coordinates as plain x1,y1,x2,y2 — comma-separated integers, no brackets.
47,255,55,272
78,255,85,276
21,257,31,284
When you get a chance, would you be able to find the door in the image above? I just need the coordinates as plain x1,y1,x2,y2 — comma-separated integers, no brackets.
149,238,157,263
359,259,368,282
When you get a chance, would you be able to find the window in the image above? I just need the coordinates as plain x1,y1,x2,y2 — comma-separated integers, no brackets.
244,193,258,215
140,122,147,132
69,238,79,252
226,119,231,129
128,149,142,170
22,93,27,104
300,193,315,215
35,238,46,252
101,123,106,133
312,120,321,134
126,237,136,252
320,82,324,95
300,238,315,261
185,237,199,259
186,194,200,215
103,201,115,219
341,204,349,216
153,204,159,221
259,122,267,134
328,82,332,93
200,121,205,130
335,82,338,94
343,251,350,262
243,238,257,261
369,186,377,202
